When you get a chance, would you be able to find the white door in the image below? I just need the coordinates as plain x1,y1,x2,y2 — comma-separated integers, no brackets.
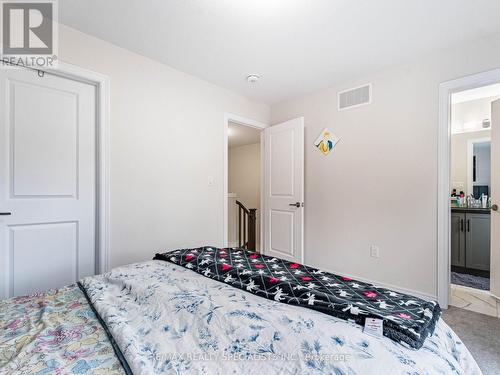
491,99,500,298
263,117,304,262
0,68,96,299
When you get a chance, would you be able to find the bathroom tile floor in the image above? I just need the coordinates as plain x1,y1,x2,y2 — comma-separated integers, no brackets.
450,284,499,317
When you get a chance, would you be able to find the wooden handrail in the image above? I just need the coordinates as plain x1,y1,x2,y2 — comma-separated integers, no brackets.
236,200,257,250
235,200,250,214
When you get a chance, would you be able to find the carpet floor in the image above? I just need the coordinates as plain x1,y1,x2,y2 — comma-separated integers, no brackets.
442,306,500,375
451,271,490,291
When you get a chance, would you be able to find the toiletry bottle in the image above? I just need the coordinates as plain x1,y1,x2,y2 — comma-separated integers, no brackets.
482,195,488,208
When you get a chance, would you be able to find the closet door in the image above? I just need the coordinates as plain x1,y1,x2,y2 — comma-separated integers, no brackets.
0,68,96,299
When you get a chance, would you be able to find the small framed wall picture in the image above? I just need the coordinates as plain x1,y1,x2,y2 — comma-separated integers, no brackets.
314,128,340,156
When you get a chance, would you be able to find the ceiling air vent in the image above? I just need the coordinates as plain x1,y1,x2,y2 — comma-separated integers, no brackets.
338,84,371,111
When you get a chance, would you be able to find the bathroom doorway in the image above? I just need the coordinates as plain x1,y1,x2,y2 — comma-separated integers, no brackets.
450,88,496,293
439,73,500,316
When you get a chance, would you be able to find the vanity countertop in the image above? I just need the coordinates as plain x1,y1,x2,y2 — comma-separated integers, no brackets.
451,206,491,214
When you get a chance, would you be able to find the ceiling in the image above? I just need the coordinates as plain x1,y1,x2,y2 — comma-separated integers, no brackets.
59,0,500,104
228,122,261,148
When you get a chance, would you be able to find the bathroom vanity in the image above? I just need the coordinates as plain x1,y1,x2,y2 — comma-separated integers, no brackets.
451,207,491,273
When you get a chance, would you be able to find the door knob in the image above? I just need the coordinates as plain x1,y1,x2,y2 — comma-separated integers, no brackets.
0,212,11,216
492,204,498,211
289,202,302,208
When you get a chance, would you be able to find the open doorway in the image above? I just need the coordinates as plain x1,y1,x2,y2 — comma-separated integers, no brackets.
223,115,305,261
449,85,499,295
223,115,266,252
439,76,500,317
227,122,262,250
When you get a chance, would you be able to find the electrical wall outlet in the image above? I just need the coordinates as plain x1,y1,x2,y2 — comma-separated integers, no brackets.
370,245,380,258
208,176,215,186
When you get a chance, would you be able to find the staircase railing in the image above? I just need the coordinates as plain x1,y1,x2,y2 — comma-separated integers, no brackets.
236,200,257,250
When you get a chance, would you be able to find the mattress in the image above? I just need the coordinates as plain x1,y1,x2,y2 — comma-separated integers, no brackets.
1,259,482,375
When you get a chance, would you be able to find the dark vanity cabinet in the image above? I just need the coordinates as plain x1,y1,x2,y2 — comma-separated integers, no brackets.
451,212,466,267
451,209,491,271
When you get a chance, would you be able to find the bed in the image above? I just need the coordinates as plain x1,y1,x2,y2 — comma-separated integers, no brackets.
0,248,482,375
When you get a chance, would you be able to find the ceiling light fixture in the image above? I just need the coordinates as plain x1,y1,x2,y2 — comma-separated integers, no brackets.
246,74,260,84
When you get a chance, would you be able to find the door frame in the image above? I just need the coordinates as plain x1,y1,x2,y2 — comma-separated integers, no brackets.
438,68,500,308
41,61,111,274
223,113,267,251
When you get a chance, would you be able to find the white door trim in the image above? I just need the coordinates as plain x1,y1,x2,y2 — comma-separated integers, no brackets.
223,113,267,251
45,61,111,274
438,68,500,308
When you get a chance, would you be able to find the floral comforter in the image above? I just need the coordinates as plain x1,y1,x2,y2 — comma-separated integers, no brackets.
0,285,124,375
80,260,482,375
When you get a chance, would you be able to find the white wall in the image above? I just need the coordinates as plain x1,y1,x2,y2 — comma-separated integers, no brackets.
271,33,500,298
452,96,498,133
228,142,261,249
451,130,491,195
58,24,269,268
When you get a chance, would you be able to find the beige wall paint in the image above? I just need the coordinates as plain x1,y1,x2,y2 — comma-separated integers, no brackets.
452,96,498,133
271,33,500,298
58,24,270,268
451,130,491,195
228,143,261,249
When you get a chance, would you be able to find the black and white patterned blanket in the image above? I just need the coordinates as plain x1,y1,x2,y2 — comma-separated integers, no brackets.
154,247,441,349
